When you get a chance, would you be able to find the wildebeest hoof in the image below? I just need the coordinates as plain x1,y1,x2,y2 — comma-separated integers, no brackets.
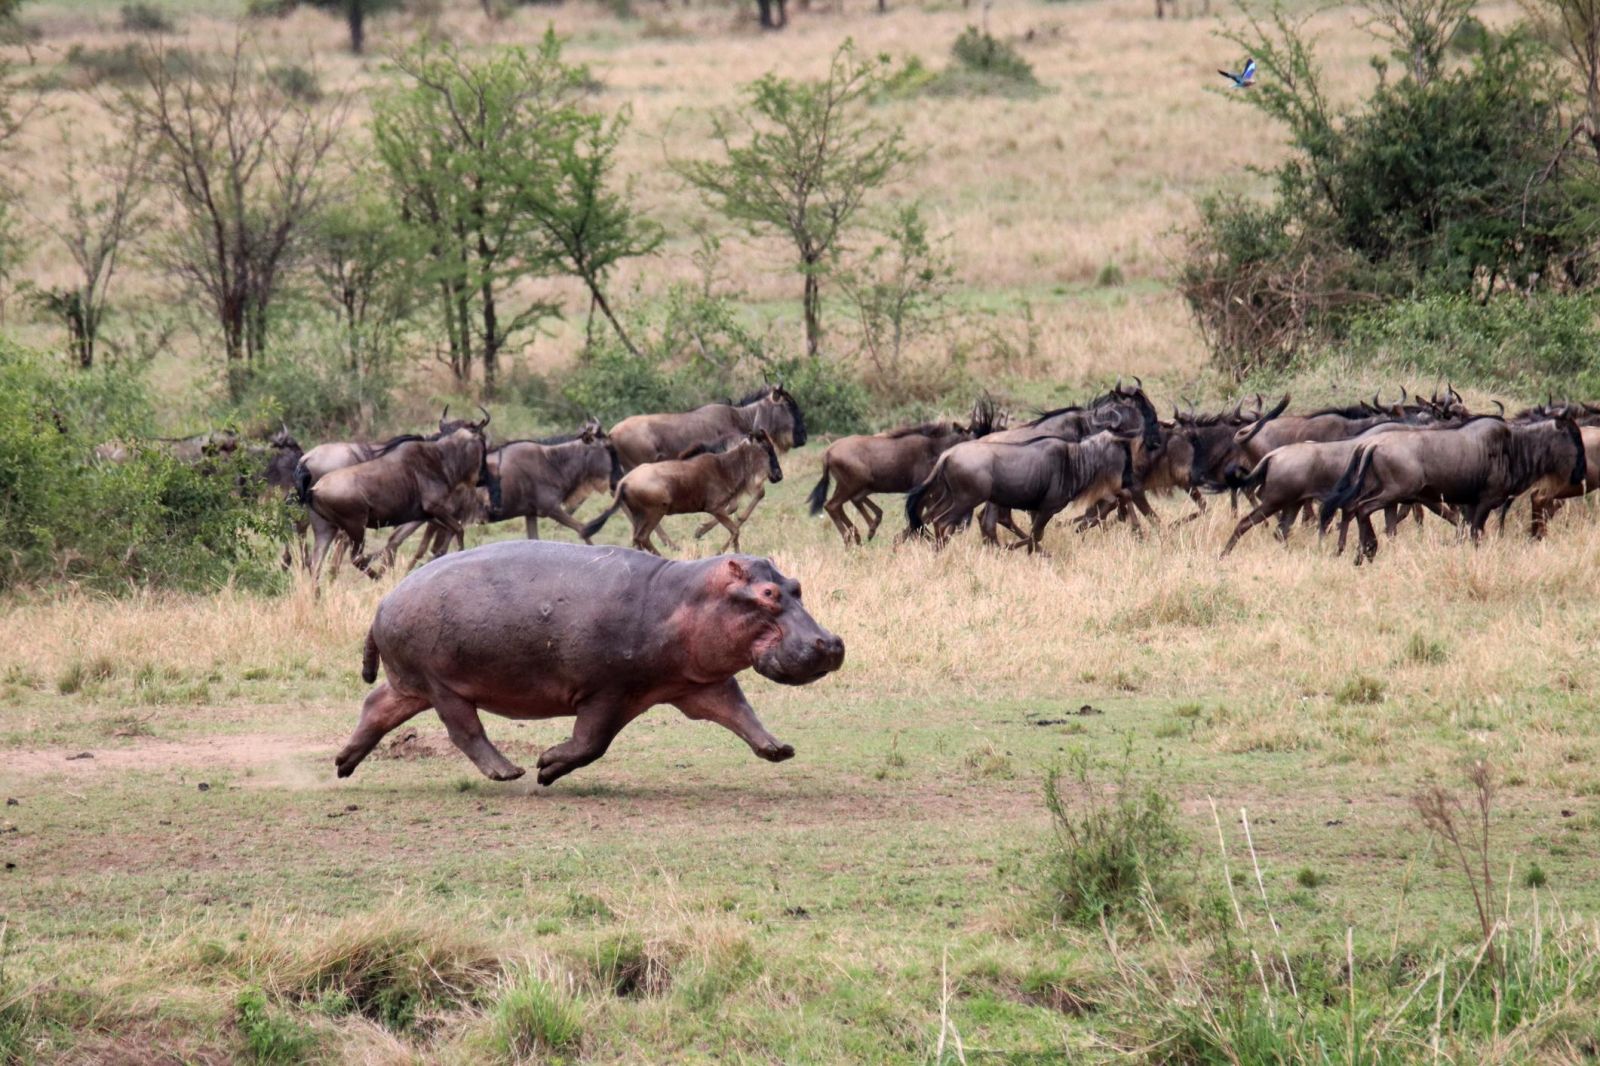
757,742,795,763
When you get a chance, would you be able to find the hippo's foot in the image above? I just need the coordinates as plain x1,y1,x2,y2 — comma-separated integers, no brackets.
334,750,361,778
485,763,526,782
755,741,795,763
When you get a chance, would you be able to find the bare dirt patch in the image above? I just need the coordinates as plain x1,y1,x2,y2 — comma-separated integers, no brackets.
1,732,329,779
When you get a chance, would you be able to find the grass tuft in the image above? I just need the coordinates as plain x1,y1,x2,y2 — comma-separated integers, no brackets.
481,970,583,1061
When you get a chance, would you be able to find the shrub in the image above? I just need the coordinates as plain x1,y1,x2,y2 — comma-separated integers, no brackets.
244,0,296,16
267,63,321,103
64,43,202,87
912,27,1044,98
1345,293,1600,398
1184,7,1594,376
483,973,583,1060
0,345,280,593
224,328,396,441
1037,745,1187,927
119,1,175,32
1334,674,1386,705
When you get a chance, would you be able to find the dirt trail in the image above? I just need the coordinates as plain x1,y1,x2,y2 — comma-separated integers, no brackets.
1,733,331,780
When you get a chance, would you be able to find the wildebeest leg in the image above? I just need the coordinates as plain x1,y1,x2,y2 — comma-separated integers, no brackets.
309,513,340,582
537,505,593,544
823,492,861,545
979,504,1002,546
1220,503,1274,557
524,515,540,540
996,507,1029,542
673,679,794,763
535,703,644,786
1129,490,1160,528
433,689,524,781
630,513,664,555
709,509,743,552
334,683,431,778
855,497,883,540
1022,511,1055,554
1274,507,1295,543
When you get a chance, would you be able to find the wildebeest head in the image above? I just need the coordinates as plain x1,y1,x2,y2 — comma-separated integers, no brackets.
579,417,624,490
750,430,783,483
711,556,844,685
748,384,806,450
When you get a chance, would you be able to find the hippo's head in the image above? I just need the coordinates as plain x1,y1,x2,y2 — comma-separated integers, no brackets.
699,557,844,686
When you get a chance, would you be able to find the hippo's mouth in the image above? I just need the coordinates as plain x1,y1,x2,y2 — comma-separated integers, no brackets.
752,627,845,686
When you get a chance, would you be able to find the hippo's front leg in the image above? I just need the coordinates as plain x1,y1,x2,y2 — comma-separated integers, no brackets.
536,702,644,786
672,679,795,763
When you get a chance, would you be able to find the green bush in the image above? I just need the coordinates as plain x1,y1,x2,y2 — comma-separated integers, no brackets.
1345,293,1600,398
1037,745,1187,928
119,1,175,32
0,344,281,593
267,62,321,102
909,28,1044,98
225,337,394,442
1184,11,1593,376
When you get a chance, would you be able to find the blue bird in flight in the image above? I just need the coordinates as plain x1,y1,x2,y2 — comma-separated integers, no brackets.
1218,58,1257,88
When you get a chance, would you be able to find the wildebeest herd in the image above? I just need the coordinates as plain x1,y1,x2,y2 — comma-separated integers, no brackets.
99,380,1600,574
95,380,1600,783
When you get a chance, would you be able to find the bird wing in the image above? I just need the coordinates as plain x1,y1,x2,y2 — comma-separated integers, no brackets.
1241,58,1257,81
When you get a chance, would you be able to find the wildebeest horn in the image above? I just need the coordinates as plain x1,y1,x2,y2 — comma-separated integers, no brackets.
1492,399,1505,416
1230,399,1243,419
476,404,491,429
440,405,450,423
1132,375,1143,391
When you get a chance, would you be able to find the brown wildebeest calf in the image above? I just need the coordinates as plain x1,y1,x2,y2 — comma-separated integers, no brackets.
582,432,783,554
808,399,1000,545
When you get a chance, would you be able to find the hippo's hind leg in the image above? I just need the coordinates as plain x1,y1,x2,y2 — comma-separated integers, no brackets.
433,690,525,781
335,683,431,778
673,679,794,764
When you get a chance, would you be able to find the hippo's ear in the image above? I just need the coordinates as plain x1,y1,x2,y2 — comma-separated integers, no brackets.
721,558,750,585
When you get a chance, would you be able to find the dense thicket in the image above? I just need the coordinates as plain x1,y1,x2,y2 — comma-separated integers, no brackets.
0,343,279,592
1182,0,1600,385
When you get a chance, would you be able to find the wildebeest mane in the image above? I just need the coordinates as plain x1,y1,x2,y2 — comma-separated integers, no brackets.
373,433,427,457
1022,405,1084,427
735,386,771,407
882,420,952,439
677,436,740,459
1307,403,1380,418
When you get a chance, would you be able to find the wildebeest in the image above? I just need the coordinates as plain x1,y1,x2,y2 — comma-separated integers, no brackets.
485,418,623,542
609,385,806,469
293,408,486,574
94,428,241,465
905,431,1137,553
1317,416,1587,560
582,431,783,554
306,410,497,580
334,541,844,785
1525,426,1599,538
807,398,1000,545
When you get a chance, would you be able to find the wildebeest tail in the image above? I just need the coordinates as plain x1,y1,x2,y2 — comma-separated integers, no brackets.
1229,454,1272,494
1237,394,1291,447
807,465,831,516
904,469,942,533
581,486,628,540
1117,438,1135,491
292,459,314,504
361,628,379,684
1318,445,1374,534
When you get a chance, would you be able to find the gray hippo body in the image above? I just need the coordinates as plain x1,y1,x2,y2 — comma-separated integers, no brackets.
335,540,844,786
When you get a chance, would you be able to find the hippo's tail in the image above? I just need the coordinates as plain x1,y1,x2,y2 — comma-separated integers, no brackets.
580,487,628,542
293,459,314,505
807,465,831,516
361,628,380,684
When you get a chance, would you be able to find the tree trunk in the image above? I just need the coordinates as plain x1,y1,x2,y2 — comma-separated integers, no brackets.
480,278,498,395
347,0,365,55
586,279,644,359
802,260,821,357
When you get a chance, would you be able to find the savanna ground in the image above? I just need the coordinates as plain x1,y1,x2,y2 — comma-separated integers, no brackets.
7,0,1600,1060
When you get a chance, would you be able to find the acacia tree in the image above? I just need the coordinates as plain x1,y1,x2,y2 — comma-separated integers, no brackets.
34,124,152,369
677,43,912,357
535,113,661,357
120,37,344,398
374,33,654,391
302,189,417,377
1527,0,1600,160
307,0,401,54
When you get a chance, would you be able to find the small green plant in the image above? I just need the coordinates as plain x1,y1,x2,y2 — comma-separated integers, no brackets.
56,655,115,695
592,933,671,998
566,891,613,921
950,27,1036,83
235,987,320,1064
267,63,321,102
963,741,1014,779
1095,261,1125,288
1334,674,1386,706
1524,861,1547,888
483,973,583,1060
1295,866,1325,888
1402,631,1449,665
1037,743,1187,927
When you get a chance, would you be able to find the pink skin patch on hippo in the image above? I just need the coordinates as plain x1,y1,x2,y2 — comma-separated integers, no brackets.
669,560,781,684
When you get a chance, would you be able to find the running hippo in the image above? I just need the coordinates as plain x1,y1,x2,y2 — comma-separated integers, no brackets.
334,540,845,786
